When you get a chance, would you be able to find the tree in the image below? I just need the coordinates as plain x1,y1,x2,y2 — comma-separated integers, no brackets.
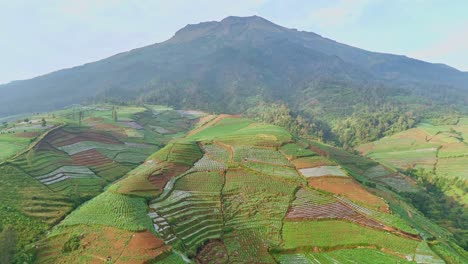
78,111,83,125
0,225,17,264
1,122,7,129
112,107,118,122
41,118,47,127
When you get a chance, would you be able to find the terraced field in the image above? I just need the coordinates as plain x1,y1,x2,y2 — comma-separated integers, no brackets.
357,121,468,183
3,113,466,263
0,105,201,262
357,118,468,206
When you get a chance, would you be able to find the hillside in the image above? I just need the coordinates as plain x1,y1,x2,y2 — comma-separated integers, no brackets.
1,107,466,263
0,16,467,119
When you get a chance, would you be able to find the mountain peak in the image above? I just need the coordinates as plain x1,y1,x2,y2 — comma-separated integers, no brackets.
169,15,285,43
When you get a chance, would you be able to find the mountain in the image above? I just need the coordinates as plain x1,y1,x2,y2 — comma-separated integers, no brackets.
0,15,467,117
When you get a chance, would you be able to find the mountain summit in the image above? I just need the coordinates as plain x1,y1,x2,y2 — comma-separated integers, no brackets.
0,16,466,116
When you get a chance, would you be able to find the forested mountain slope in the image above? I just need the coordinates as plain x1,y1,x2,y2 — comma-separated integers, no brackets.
0,16,466,118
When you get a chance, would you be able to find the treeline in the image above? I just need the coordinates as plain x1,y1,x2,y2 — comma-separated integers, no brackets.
332,105,418,149
244,102,417,149
244,102,333,141
403,168,468,250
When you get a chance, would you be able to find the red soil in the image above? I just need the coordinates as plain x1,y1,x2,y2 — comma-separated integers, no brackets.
15,131,41,138
292,157,334,169
71,149,113,167
116,231,169,264
308,145,328,157
286,200,383,230
46,128,121,147
148,163,190,192
308,177,389,213
195,239,229,264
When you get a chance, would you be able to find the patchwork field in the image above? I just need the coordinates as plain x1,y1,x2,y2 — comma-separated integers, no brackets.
3,113,466,263
357,120,468,207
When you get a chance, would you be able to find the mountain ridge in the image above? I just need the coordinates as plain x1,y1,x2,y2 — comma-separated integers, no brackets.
0,15,467,117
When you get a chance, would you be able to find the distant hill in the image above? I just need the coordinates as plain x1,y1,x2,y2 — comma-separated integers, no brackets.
0,15,467,117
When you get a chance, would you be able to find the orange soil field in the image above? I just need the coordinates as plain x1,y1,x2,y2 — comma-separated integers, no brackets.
148,163,190,192
308,177,389,213
71,149,113,167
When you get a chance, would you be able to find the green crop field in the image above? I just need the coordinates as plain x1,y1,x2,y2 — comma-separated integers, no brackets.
276,249,415,264
59,191,152,231
282,220,419,256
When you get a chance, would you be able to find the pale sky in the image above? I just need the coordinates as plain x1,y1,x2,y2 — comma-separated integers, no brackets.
1,0,467,84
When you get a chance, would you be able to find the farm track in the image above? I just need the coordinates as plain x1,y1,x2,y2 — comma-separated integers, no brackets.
186,114,234,136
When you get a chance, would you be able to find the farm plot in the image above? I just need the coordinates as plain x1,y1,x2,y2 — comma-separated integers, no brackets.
242,162,303,182
223,169,296,245
149,171,224,254
282,220,419,257
60,191,153,232
368,148,437,171
11,148,72,177
71,149,113,166
46,128,121,147
307,177,389,212
0,133,33,161
202,143,231,162
299,165,347,177
292,156,336,169
363,165,393,179
151,141,203,166
436,156,468,179
233,146,291,166
414,242,445,263
371,173,419,193
190,154,226,172
194,239,229,264
223,229,276,263
280,143,316,160
276,249,414,264
219,123,292,147
285,189,384,230
438,142,467,158
36,225,169,264
35,165,97,185
58,141,127,155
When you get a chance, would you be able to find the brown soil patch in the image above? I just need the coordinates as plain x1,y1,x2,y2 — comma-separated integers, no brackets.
37,227,169,264
195,239,229,264
308,177,389,213
286,199,384,230
90,123,127,138
148,162,190,192
116,231,169,264
71,149,113,167
292,156,335,169
15,131,40,138
308,145,328,157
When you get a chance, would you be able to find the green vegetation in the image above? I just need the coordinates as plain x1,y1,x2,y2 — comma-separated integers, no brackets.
282,220,419,255
59,191,153,232
276,249,415,264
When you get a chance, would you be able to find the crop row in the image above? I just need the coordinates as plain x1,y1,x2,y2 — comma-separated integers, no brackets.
233,146,292,166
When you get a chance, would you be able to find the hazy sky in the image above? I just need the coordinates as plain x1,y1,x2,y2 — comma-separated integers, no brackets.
1,0,467,84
